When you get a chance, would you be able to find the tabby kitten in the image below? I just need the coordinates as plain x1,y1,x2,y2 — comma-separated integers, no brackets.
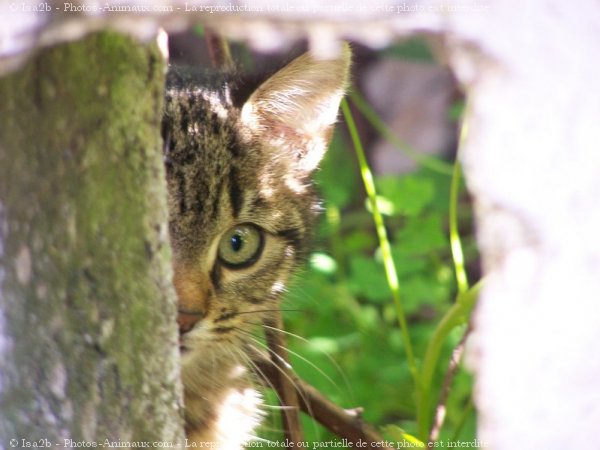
162,44,351,447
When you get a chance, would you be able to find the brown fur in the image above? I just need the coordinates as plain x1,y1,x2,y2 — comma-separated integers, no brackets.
162,45,351,447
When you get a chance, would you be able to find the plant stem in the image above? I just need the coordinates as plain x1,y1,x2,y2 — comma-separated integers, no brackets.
449,117,470,294
417,281,482,441
428,323,472,443
341,99,419,387
349,90,454,176
449,157,469,294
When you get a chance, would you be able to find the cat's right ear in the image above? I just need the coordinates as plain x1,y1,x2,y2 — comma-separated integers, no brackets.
240,44,352,174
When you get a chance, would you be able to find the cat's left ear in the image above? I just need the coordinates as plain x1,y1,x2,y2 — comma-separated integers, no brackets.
241,44,351,174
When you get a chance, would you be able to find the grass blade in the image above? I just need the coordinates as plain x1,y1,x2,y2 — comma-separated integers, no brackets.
341,98,418,386
349,90,454,176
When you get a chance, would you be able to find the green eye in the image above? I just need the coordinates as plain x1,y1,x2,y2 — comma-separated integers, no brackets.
217,224,263,268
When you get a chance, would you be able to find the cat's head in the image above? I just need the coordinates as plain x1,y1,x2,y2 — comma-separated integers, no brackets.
163,45,351,365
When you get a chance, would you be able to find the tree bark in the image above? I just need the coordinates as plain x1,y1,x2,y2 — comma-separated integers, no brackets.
0,32,184,445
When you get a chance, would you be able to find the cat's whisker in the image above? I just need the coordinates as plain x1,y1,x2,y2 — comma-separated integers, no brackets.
247,343,322,442
234,308,307,316
211,347,217,373
247,435,279,445
233,327,292,370
231,345,286,408
228,346,290,439
257,322,354,400
223,346,288,424
226,345,248,370
235,324,342,409
237,320,339,389
259,323,308,341
274,343,339,391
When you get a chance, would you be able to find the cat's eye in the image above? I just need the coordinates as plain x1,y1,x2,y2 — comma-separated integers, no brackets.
217,224,264,268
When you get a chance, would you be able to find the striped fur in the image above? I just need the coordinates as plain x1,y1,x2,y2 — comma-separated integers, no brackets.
162,45,351,448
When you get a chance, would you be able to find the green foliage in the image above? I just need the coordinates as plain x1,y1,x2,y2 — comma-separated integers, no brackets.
279,88,479,445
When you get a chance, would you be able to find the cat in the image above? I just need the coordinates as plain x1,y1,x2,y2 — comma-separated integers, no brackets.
161,44,351,448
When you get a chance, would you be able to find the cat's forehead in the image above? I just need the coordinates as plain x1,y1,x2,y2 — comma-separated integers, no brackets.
164,89,263,243
185,86,231,122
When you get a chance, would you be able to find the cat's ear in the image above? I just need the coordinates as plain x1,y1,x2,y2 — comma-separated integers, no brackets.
241,44,351,173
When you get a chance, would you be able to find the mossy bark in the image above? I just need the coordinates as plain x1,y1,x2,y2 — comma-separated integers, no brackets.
0,32,184,444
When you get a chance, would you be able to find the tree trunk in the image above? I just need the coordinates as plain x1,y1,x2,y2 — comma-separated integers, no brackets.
0,32,184,445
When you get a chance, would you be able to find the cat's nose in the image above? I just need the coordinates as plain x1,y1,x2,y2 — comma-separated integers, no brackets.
178,310,205,335
172,262,213,335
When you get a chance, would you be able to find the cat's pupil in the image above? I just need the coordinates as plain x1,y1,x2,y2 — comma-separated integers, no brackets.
231,234,243,252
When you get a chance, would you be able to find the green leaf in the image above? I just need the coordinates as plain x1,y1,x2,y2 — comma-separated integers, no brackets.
347,255,390,302
376,174,436,216
345,230,377,253
401,275,451,313
394,214,448,255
